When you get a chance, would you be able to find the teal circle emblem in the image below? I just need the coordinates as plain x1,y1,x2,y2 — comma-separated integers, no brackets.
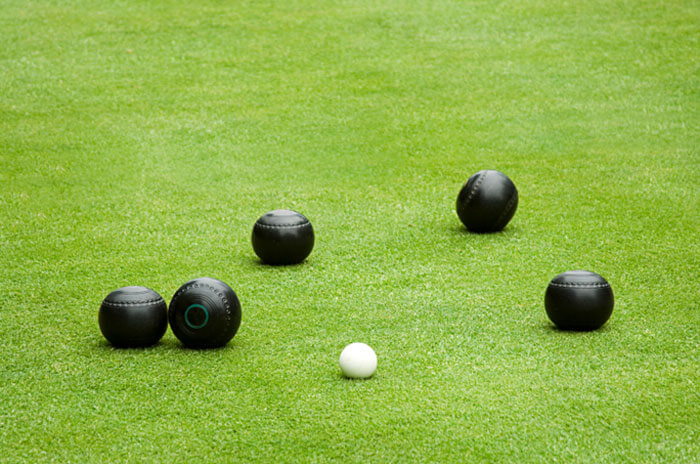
184,304,209,329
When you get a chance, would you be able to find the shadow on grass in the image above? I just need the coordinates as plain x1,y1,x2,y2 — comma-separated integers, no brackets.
241,255,312,271
539,322,613,335
91,337,238,354
447,224,522,239
335,372,378,383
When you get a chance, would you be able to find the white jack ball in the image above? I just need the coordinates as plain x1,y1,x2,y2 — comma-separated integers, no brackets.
339,342,377,379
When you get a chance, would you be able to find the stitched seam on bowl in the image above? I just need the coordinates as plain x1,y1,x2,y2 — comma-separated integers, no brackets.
463,171,486,207
548,282,610,288
255,222,310,229
492,190,517,230
173,282,235,317
103,297,164,306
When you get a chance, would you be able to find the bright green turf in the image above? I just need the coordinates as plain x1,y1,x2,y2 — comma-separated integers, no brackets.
1,0,698,462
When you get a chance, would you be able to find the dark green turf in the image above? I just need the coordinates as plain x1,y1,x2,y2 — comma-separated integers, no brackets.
1,0,698,462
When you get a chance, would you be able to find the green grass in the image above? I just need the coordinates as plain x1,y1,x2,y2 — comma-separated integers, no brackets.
1,0,698,462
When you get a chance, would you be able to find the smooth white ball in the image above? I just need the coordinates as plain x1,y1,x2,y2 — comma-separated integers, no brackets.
339,342,377,379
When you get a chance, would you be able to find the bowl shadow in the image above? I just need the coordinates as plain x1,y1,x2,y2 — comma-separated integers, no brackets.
540,322,613,334
448,223,521,238
91,337,237,352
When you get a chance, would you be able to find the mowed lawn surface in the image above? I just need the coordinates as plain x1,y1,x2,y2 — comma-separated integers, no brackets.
1,0,698,462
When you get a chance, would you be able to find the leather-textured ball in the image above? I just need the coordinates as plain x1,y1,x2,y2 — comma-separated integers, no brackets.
252,209,314,265
99,286,168,347
545,270,614,331
456,170,519,232
168,277,242,349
